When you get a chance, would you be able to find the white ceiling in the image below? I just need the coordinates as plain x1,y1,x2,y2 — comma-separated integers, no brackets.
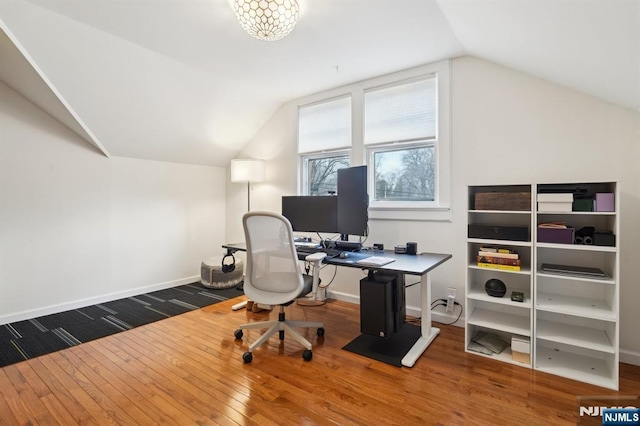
0,0,638,167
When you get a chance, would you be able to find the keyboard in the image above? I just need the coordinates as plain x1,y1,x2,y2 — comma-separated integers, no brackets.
295,245,342,259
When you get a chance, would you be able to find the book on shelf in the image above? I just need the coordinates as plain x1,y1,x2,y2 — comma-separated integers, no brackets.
477,250,519,259
477,255,521,266
479,246,516,255
477,262,521,272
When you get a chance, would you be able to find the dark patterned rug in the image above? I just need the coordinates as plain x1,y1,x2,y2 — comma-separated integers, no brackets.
0,282,243,368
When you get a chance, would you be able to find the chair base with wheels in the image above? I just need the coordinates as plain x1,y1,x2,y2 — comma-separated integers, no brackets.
234,302,325,363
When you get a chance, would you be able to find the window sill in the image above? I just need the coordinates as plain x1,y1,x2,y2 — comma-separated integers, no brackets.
368,206,452,222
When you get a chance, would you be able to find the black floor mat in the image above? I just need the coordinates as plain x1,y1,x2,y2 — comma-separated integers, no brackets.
342,323,421,367
0,282,243,368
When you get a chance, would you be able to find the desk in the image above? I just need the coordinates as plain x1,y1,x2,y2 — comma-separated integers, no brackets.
222,243,452,367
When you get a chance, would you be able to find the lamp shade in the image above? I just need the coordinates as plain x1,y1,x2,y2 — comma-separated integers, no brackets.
231,159,265,183
233,0,299,41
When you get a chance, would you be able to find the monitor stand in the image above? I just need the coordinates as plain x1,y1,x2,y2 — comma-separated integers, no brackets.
335,240,362,251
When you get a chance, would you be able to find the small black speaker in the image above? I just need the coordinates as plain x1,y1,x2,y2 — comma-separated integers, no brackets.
406,242,417,255
484,279,506,297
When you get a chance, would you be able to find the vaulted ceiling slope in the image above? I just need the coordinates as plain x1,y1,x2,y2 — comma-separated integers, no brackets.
1,0,638,166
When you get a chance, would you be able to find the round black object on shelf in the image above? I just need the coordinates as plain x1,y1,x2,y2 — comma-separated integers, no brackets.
485,278,506,297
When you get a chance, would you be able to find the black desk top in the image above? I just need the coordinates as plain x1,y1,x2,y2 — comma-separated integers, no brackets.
326,250,451,275
222,242,451,276
222,242,247,253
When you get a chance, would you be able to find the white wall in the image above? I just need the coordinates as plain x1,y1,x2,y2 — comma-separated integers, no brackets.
228,56,640,362
0,80,227,324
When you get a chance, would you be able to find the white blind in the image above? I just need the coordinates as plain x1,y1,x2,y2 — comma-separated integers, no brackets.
298,96,351,154
364,77,436,145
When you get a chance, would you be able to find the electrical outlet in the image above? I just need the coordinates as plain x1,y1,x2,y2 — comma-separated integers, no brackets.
447,287,457,300
446,287,457,313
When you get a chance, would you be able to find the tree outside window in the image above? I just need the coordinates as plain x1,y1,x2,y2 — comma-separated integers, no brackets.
307,155,350,195
373,146,435,201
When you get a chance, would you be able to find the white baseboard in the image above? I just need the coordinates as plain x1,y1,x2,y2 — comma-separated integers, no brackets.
620,349,640,366
327,290,360,306
0,276,200,326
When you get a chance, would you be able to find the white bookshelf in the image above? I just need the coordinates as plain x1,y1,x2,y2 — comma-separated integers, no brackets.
533,181,619,389
536,292,616,320
465,184,534,369
466,182,620,390
536,320,615,353
467,285,532,308
467,308,531,336
536,346,615,389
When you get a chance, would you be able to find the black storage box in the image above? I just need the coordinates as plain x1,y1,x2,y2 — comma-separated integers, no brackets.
468,224,529,242
593,231,616,247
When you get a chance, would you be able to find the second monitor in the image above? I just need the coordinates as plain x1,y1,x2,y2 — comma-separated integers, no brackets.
281,166,369,239
337,165,368,239
281,195,337,234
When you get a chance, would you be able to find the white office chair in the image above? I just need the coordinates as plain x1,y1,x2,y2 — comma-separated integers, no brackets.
234,211,326,363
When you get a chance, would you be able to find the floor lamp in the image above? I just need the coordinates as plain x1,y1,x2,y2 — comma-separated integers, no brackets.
231,159,265,211
230,159,265,311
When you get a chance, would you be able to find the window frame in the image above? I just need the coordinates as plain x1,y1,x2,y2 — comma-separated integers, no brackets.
294,60,451,222
299,150,351,196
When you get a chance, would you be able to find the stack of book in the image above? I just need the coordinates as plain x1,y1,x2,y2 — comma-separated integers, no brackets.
476,246,521,271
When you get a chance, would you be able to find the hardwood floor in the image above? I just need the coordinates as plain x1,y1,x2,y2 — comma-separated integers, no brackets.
1,296,638,425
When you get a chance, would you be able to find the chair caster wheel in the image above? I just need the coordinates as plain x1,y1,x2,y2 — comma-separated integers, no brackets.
302,350,313,361
234,329,243,339
317,327,325,337
242,352,253,363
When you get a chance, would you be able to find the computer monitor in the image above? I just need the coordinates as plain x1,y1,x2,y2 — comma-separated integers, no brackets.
281,196,338,233
337,165,369,239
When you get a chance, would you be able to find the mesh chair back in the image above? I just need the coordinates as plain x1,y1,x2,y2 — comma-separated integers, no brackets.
243,212,304,304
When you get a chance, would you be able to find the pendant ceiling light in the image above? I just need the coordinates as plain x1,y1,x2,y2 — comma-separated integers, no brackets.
233,0,300,41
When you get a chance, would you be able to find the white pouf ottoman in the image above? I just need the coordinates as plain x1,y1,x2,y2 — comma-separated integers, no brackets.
200,255,243,289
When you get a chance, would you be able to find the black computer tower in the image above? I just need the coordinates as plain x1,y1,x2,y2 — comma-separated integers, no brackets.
359,271,405,338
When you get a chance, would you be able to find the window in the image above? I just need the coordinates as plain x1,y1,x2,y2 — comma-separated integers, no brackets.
304,153,350,196
364,77,438,208
371,143,435,202
296,61,450,220
298,96,351,195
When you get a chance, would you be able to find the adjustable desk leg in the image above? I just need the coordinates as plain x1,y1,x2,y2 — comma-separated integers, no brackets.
401,272,439,367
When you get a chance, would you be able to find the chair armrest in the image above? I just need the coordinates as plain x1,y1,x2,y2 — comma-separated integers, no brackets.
304,252,327,264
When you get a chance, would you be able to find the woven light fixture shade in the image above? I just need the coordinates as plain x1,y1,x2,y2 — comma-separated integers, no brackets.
233,0,299,41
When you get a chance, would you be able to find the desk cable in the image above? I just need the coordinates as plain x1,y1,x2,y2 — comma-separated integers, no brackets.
405,280,420,289
431,298,463,325
405,300,463,327
318,264,338,289
303,261,338,289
